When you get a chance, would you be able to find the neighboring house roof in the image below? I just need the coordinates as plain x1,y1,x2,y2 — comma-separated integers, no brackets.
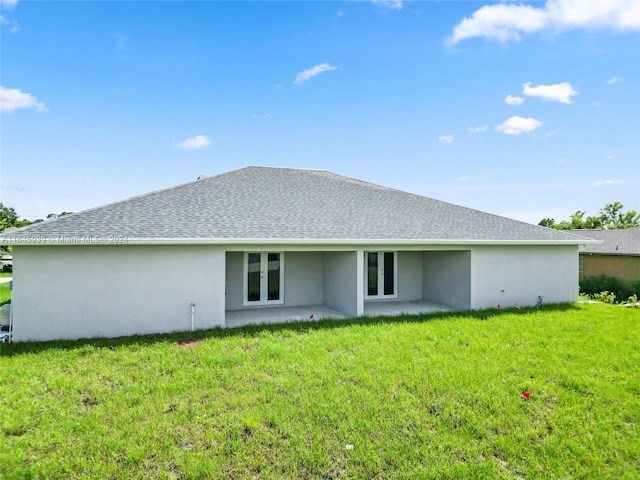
0,166,597,245
570,227,640,256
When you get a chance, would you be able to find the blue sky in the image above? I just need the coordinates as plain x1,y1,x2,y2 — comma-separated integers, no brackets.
1,0,639,224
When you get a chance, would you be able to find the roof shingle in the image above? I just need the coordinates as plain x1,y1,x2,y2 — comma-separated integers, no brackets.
1,166,595,245
570,227,640,255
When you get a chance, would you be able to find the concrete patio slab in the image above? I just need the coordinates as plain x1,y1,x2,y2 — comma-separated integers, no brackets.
225,301,450,329
364,300,450,317
225,304,346,328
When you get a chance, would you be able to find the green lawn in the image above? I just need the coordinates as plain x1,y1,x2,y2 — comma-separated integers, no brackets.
1,303,638,479
0,282,10,306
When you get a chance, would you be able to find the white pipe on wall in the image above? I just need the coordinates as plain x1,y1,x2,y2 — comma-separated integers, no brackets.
191,302,195,331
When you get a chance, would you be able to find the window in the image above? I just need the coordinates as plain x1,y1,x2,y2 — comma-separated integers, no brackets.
579,256,584,273
243,252,284,305
365,251,397,298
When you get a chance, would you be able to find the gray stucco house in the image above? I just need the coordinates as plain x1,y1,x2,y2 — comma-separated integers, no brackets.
0,166,595,341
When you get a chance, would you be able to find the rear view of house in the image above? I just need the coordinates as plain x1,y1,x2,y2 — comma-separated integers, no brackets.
0,166,596,341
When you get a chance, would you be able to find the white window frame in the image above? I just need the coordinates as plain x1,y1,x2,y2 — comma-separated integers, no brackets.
243,252,285,306
364,251,398,299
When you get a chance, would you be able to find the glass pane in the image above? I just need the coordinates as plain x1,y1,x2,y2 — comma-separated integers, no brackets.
367,252,378,296
267,253,280,301
247,253,261,302
384,252,394,295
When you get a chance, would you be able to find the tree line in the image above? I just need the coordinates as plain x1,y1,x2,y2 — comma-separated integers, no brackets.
0,203,72,231
539,201,640,230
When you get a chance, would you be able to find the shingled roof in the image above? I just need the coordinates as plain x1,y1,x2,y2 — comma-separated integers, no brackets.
570,227,640,256
0,166,596,245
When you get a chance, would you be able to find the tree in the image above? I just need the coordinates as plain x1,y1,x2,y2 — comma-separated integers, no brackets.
46,211,73,220
0,203,18,231
15,219,33,228
599,202,640,229
538,202,639,230
538,218,555,228
553,211,602,230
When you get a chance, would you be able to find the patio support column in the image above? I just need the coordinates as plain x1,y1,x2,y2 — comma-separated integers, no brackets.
356,249,364,316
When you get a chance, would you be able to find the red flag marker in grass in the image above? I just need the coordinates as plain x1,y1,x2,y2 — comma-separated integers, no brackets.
309,314,314,320
522,391,531,399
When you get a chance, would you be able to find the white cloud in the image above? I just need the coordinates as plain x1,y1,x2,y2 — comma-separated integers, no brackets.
447,0,640,45
173,134,211,151
606,155,614,160
593,179,626,186
495,116,542,135
294,63,340,85
607,76,622,85
438,135,455,144
0,0,19,8
0,86,47,113
113,32,128,50
468,125,488,133
593,101,603,107
0,15,19,33
372,0,403,10
505,94,524,105
523,82,578,104
0,0,19,33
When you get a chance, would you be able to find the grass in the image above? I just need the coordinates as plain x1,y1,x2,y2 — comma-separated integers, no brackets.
1,303,638,479
0,271,11,307
0,283,10,306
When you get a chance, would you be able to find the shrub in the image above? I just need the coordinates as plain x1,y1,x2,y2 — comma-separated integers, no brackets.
593,291,616,304
580,275,631,302
628,280,640,296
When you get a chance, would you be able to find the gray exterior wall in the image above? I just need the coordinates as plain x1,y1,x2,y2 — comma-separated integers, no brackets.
423,251,472,310
470,245,578,309
397,251,424,301
225,252,243,311
323,251,358,317
284,252,324,307
12,245,226,341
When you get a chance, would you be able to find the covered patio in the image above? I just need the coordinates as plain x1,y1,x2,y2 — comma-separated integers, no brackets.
223,249,467,328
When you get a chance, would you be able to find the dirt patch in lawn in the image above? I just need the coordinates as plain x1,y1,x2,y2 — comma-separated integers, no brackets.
176,339,203,349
